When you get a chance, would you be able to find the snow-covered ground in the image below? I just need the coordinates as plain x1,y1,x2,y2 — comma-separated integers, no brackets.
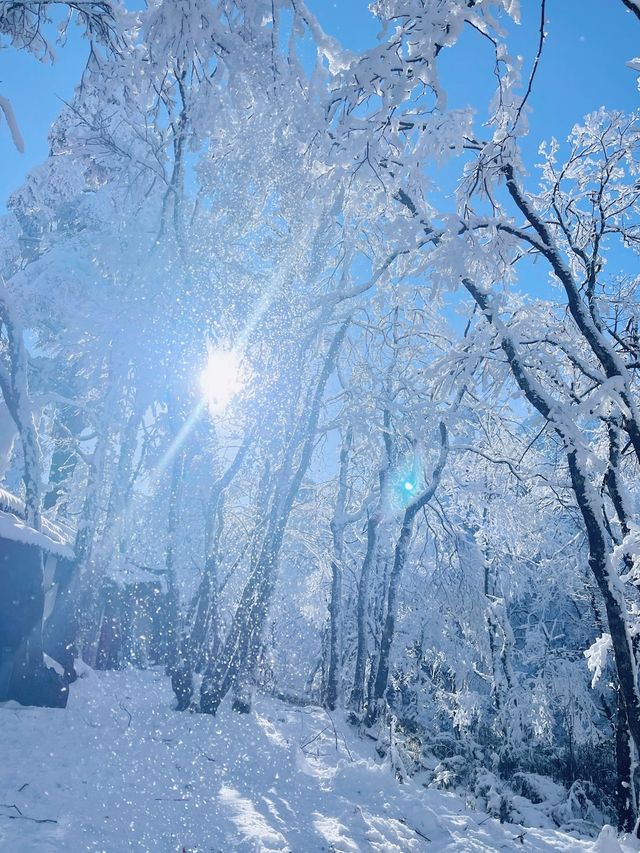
0,669,634,852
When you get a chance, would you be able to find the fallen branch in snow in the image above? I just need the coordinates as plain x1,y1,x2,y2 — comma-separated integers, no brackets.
118,702,132,730
323,712,339,752
398,817,431,843
300,725,331,751
323,708,353,761
0,803,57,824
1,815,58,824
153,797,189,802
270,688,320,708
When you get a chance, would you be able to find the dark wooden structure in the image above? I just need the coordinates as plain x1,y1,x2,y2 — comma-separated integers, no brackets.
94,576,169,671
0,489,75,707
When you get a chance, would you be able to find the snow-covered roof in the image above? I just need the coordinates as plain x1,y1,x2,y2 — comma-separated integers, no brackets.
0,487,75,561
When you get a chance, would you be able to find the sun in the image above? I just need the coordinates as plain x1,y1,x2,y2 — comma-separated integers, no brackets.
199,347,244,414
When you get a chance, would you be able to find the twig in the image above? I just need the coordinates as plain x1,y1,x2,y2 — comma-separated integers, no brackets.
153,797,189,802
398,817,431,843
323,708,353,761
511,0,547,134
300,725,330,751
119,702,132,730
0,804,57,825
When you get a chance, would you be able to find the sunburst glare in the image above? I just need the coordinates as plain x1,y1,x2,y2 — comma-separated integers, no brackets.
199,346,245,414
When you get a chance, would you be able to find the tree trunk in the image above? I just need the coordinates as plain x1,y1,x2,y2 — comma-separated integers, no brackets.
367,511,414,725
165,448,193,711
349,514,379,712
616,687,637,833
189,433,251,675
200,544,277,715
464,277,640,772
366,423,447,725
567,450,640,756
325,426,351,711
200,321,349,714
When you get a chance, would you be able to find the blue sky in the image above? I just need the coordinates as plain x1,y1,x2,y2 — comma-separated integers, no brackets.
0,0,638,205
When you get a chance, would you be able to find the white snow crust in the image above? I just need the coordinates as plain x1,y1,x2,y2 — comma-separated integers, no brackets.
0,669,634,852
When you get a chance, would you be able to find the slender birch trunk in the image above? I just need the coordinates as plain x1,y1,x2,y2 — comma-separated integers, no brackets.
325,426,352,710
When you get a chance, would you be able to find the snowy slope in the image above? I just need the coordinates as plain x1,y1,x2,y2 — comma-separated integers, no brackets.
0,669,633,852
